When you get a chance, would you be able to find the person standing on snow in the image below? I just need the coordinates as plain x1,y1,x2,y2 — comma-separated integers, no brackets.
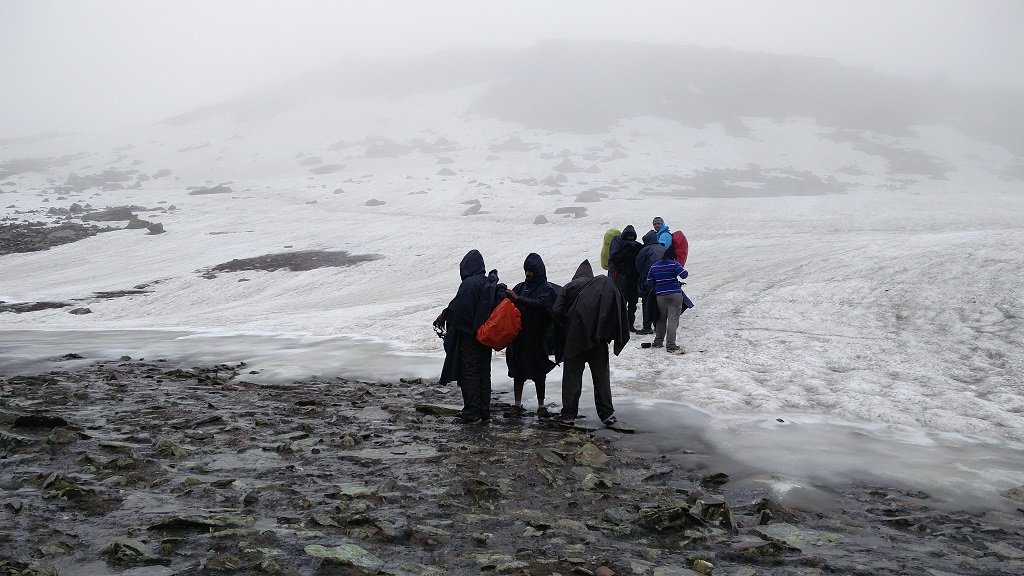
434,249,500,424
551,260,630,427
609,225,642,331
634,229,665,335
504,253,559,417
646,246,689,353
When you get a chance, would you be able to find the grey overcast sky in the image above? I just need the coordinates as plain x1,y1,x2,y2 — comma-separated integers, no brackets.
1,0,1021,138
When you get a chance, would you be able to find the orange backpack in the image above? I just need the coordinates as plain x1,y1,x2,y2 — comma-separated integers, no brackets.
476,299,522,350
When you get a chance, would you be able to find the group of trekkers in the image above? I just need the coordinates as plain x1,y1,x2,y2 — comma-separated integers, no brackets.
433,216,691,427
607,215,693,350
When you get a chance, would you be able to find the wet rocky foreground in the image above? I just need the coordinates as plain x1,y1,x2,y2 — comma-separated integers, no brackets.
1,359,1023,576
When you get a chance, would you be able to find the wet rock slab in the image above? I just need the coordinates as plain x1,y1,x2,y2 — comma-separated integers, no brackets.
1,361,1023,575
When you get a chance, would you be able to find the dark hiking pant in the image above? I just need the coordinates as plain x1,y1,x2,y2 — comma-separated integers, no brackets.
458,335,492,420
560,344,614,422
513,376,546,405
616,274,639,330
641,287,658,330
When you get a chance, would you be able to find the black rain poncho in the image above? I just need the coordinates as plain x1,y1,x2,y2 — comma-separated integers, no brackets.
635,230,666,293
439,250,498,385
552,260,630,361
506,253,558,382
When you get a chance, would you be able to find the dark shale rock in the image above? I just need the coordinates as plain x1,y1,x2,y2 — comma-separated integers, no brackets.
187,184,233,195
125,216,151,229
82,206,135,221
554,206,588,218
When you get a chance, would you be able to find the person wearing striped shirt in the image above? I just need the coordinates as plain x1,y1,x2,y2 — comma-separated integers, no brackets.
644,246,689,353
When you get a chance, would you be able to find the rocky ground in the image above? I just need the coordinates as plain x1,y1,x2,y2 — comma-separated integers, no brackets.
2,358,1023,576
0,222,113,257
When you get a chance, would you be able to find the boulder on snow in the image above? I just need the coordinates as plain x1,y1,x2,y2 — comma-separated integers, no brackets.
554,206,588,218
125,217,151,230
82,206,135,221
187,185,233,196
574,190,604,202
553,158,580,173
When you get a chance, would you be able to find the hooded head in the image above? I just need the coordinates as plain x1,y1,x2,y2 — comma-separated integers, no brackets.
459,249,485,280
663,246,676,261
523,252,547,283
571,259,594,281
642,230,659,245
652,216,664,230
621,225,637,241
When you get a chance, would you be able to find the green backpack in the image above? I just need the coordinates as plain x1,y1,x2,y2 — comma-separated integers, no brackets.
600,228,621,270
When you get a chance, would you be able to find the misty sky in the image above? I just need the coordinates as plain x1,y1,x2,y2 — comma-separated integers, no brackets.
1,0,1022,138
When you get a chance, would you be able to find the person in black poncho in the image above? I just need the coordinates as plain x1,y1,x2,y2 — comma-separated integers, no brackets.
634,230,665,335
609,225,642,332
504,253,560,417
434,249,500,424
551,259,630,427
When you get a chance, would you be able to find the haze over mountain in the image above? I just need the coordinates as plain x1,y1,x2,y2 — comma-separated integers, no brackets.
163,41,1024,155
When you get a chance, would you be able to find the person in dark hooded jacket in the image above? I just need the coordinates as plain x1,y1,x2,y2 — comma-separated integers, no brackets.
504,253,559,416
608,225,642,331
550,260,630,426
634,230,666,335
434,249,500,424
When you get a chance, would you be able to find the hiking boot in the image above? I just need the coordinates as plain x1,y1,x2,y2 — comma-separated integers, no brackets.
551,413,576,427
666,345,684,354
651,342,663,348
459,416,482,425
636,328,654,335
602,415,618,426
503,405,526,418
536,406,551,418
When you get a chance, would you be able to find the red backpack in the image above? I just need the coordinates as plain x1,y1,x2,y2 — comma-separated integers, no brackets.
671,230,689,267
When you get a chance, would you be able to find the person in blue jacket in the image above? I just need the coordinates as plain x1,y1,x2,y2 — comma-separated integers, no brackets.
652,216,673,250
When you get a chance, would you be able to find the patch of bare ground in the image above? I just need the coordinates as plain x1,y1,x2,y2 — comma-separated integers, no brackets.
206,250,382,274
1,360,1022,575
